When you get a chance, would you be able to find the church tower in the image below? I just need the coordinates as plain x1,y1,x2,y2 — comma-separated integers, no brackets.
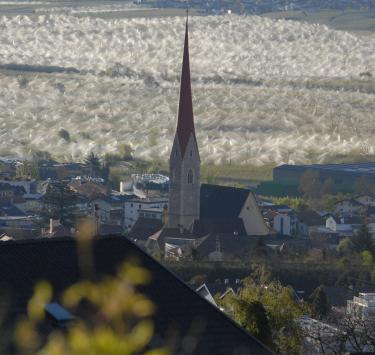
168,18,200,230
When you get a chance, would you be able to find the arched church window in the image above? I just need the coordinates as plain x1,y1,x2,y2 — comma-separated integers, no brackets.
187,169,194,184
190,150,193,157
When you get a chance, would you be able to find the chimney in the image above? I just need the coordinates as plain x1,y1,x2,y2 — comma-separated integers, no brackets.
162,204,168,226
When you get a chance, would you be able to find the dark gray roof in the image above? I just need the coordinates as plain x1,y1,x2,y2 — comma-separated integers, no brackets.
193,218,247,236
98,223,123,236
0,183,25,195
0,205,26,217
128,218,163,241
275,162,375,179
330,215,364,225
0,236,273,354
200,184,249,219
296,210,325,226
196,233,259,258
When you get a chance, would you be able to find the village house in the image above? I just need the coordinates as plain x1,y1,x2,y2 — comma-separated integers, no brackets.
326,215,363,237
91,194,131,227
334,198,365,216
69,178,107,199
347,292,375,321
270,209,324,237
295,210,325,237
354,194,375,207
146,227,204,260
124,197,168,231
273,212,299,236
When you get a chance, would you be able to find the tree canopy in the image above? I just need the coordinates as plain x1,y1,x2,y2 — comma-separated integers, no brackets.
222,278,310,354
43,181,78,226
309,286,330,320
85,152,102,178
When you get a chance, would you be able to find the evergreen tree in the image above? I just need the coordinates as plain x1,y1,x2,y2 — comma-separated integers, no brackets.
351,224,374,255
309,286,330,319
85,152,101,178
101,162,110,181
234,299,273,347
43,181,78,226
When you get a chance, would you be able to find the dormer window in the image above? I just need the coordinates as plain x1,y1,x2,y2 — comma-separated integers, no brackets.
187,169,194,184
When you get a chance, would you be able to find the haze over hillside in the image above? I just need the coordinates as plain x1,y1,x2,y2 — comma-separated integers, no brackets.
0,5,374,165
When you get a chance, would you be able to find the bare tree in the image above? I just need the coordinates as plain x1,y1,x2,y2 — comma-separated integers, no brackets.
301,309,375,354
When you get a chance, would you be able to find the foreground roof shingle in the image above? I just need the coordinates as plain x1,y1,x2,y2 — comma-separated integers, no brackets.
0,236,273,354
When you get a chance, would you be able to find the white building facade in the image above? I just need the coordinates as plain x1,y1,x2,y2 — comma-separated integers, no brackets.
124,198,168,231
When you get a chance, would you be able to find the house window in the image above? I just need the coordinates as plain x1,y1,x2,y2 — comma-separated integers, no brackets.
187,169,194,184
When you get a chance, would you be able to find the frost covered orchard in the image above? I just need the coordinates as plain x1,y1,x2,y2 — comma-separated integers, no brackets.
0,9,374,164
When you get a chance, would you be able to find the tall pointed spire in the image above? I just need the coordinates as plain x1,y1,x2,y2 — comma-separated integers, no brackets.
176,18,196,157
168,15,200,230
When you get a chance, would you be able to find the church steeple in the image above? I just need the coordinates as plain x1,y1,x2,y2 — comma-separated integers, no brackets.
168,17,201,230
176,19,197,157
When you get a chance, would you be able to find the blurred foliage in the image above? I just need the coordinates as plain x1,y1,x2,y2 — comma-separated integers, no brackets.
361,250,374,267
16,262,169,355
271,197,307,211
337,237,355,256
16,160,40,180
